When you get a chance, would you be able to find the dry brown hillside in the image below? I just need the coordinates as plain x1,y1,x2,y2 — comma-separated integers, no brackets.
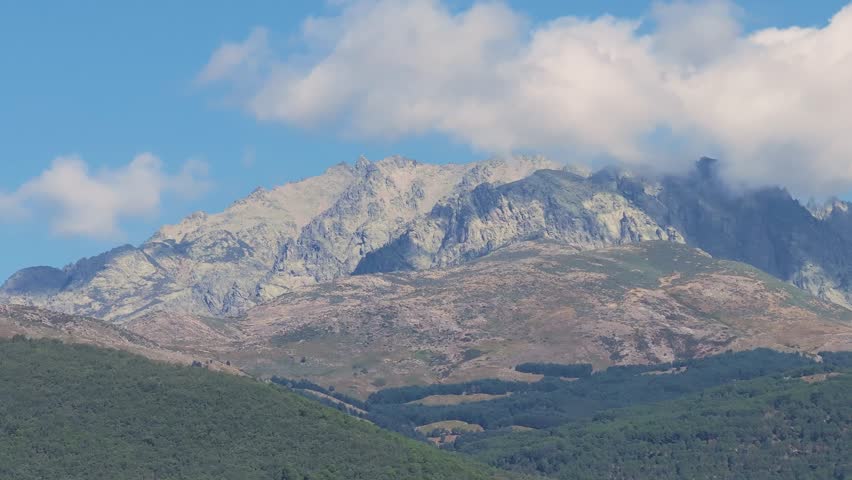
0,304,238,373
111,241,852,398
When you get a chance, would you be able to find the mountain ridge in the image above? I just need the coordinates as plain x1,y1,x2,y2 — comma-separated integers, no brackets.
2,155,852,323
0,155,562,320
106,240,852,397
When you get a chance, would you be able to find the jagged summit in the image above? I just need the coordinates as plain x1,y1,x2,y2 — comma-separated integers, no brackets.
1,267,69,295
354,167,683,275
355,154,370,169
806,197,850,220
1,155,563,321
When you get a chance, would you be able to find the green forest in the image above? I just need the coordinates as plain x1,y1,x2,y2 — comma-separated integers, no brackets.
358,350,825,433
455,371,852,479
0,337,510,480
280,349,851,479
2,336,850,480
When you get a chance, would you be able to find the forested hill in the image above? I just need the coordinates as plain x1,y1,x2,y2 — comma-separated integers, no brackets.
455,366,852,480
0,338,512,480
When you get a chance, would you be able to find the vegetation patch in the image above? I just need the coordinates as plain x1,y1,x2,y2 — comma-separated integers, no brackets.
461,348,484,362
514,362,593,378
270,325,326,345
364,349,827,433
416,420,485,436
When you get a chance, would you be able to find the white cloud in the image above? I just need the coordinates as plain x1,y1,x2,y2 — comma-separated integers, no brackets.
650,0,743,67
200,0,852,195
0,194,24,219
0,154,210,238
240,146,256,168
197,27,270,85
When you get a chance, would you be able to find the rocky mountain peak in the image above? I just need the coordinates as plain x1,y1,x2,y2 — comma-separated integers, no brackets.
355,154,371,170
4,154,852,322
807,197,850,220
1,266,69,295
1,155,571,321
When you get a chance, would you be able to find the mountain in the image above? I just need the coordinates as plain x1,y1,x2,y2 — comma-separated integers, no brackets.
7,240,852,400
4,156,852,323
0,337,512,480
3,154,852,399
116,241,852,398
0,155,561,321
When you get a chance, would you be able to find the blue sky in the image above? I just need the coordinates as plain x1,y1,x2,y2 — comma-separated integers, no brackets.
1,0,851,280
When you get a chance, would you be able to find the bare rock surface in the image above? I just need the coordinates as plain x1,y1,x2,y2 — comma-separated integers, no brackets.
1,156,560,321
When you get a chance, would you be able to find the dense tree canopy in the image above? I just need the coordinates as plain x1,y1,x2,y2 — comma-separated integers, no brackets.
455,371,852,479
364,349,819,432
0,338,511,480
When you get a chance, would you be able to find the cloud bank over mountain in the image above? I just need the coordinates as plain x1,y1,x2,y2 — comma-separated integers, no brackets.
200,0,852,195
0,155,209,238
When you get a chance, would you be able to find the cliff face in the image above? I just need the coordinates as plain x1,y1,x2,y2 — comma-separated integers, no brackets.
354,169,683,274
256,156,561,299
653,160,852,310
358,159,852,311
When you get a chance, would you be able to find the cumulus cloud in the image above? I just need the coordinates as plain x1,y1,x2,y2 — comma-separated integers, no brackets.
240,146,256,168
650,0,743,66
0,195,24,220
0,154,210,237
200,0,852,195
197,27,271,85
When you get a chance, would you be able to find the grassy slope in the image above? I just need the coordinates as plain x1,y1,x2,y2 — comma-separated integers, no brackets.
0,338,513,480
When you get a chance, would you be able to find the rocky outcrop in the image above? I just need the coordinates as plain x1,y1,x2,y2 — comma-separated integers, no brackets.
358,159,852,312
1,266,70,295
259,155,566,299
821,200,852,243
355,169,683,274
